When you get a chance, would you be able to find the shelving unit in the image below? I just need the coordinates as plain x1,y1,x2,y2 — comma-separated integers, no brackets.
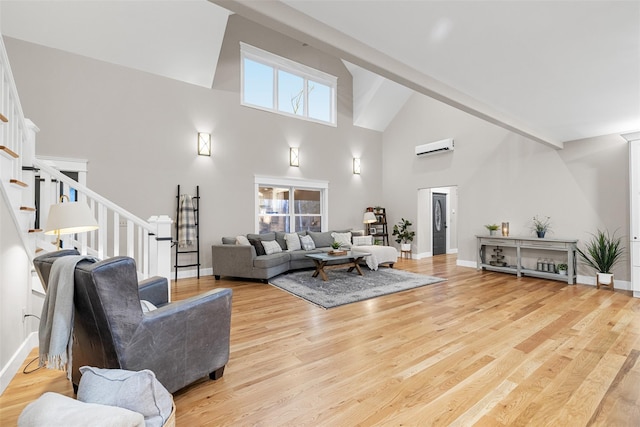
367,208,389,246
476,235,578,284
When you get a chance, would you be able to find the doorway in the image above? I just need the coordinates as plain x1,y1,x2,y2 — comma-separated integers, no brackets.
432,192,447,255
416,186,458,258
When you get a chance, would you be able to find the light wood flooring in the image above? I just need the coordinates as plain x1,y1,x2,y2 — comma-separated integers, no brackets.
1,254,640,426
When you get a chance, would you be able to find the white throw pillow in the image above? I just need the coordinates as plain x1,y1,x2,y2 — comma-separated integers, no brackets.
300,235,316,250
352,235,373,246
284,233,301,251
331,232,352,248
140,300,157,313
77,367,173,427
235,235,250,246
261,240,283,255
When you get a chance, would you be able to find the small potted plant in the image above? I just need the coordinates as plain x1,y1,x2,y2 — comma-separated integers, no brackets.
485,224,499,236
556,263,568,275
392,218,415,252
532,215,551,238
330,241,342,252
576,229,624,286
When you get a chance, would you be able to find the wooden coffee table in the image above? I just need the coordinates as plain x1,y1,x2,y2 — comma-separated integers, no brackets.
305,251,371,281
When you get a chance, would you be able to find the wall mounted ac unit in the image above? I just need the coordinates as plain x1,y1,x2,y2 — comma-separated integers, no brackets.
415,138,454,156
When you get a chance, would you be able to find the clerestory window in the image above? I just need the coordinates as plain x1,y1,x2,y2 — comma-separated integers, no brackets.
241,42,337,126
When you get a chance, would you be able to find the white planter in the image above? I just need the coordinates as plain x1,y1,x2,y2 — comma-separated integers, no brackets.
597,272,613,285
558,269,567,276
401,243,411,252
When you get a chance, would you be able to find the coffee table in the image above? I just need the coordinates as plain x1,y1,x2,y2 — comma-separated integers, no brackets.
305,251,371,281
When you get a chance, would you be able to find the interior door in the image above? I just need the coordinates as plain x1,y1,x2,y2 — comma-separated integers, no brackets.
433,192,447,255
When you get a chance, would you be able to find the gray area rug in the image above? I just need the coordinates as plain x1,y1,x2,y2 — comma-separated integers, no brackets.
269,268,446,309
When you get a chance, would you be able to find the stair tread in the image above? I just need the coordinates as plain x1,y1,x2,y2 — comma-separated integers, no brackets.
20,206,36,212
0,113,7,123
10,179,28,188
0,145,19,159
28,229,43,233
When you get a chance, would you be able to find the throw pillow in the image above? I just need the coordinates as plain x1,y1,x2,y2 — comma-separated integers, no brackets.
18,392,145,427
275,232,288,250
331,232,352,248
300,234,316,250
235,235,250,246
140,300,157,313
248,238,266,256
352,235,373,246
77,367,173,427
308,231,334,248
285,233,301,251
261,240,282,255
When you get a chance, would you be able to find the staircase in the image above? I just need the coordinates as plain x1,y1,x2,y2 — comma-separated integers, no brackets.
0,36,172,288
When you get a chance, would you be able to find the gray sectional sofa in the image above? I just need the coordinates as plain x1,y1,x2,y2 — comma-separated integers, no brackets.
212,230,354,282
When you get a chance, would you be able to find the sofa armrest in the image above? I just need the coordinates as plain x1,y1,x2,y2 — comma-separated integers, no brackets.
138,276,169,307
211,244,257,279
122,288,233,393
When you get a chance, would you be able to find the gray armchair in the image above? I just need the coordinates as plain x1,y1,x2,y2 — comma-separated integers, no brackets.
33,250,232,393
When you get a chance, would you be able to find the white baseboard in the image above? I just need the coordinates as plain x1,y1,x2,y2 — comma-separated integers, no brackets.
0,332,38,396
456,259,477,269
173,267,213,280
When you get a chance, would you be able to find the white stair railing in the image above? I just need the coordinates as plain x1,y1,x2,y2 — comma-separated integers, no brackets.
33,158,173,284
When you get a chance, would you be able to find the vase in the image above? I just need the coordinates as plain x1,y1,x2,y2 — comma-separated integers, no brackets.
401,243,411,252
536,231,545,238
597,272,613,285
489,230,496,236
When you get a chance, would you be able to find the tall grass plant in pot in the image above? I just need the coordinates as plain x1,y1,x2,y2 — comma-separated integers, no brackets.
576,229,624,285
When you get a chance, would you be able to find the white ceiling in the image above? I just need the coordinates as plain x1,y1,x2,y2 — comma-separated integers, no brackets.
2,0,638,146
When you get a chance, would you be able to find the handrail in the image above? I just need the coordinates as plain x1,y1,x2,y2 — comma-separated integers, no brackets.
34,158,153,231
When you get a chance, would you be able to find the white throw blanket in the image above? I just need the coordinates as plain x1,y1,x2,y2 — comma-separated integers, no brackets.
178,194,196,248
39,255,97,379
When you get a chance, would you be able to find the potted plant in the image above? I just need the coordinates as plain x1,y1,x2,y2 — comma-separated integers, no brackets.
392,218,415,251
532,215,551,238
485,224,499,236
556,263,568,275
330,241,342,251
576,229,624,285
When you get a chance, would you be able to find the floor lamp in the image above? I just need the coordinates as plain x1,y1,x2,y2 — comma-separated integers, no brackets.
44,196,99,249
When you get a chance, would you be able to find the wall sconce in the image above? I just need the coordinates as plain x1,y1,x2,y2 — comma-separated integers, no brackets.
502,222,509,237
353,158,361,174
44,195,99,248
198,132,211,156
290,147,299,167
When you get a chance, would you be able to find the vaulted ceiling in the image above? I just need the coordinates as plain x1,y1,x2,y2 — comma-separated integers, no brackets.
2,0,638,148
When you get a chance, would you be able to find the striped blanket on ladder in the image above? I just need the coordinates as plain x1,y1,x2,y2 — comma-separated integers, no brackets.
178,194,196,248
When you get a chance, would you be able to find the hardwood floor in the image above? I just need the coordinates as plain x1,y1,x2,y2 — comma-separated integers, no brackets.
1,254,640,426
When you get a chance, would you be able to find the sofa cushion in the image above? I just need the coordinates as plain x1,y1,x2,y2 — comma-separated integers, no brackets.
274,232,287,250
247,232,275,242
253,252,290,269
300,234,316,250
262,240,282,255
308,231,334,248
285,233,301,251
248,238,266,256
288,248,322,261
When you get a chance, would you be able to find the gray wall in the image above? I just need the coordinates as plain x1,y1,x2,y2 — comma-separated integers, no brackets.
5,15,383,272
382,92,630,281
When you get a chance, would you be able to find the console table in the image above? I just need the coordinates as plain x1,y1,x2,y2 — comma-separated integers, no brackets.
476,235,578,284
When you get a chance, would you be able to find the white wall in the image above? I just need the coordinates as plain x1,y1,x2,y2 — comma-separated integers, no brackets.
4,15,384,274
0,197,35,394
382,92,630,281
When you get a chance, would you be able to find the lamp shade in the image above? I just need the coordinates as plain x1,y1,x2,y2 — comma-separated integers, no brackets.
44,201,99,236
363,211,377,224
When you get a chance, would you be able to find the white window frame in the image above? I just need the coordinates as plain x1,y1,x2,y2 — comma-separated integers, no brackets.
241,42,337,127
255,175,329,233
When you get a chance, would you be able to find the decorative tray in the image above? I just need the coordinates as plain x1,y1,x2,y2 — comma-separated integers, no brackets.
329,250,348,256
